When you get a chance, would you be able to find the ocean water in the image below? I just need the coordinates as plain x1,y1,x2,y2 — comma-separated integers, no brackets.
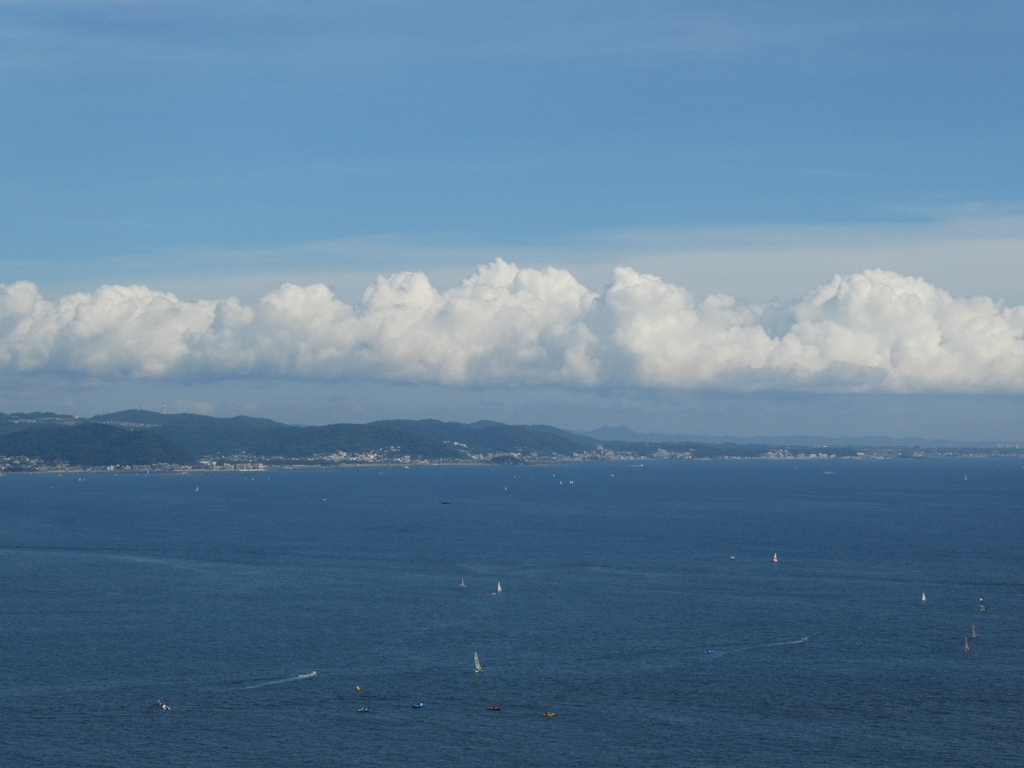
1,459,1023,767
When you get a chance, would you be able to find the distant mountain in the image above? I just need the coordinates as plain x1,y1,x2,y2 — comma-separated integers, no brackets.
244,422,464,460
574,425,1004,449
2,410,1011,467
373,419,592,455
95,409,285,431
88,412,592,460
0,422,194,466
94,410,291,457
0,412,77,436
527,423,601,446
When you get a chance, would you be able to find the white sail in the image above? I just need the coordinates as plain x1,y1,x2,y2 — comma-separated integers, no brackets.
497,581,502,593
921,592,926,603
474,652,483,673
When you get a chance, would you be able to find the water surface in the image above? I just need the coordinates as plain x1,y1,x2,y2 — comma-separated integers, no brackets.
2,459,1022,766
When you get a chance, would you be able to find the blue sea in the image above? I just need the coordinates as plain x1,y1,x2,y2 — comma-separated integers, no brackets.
2,459,1023,766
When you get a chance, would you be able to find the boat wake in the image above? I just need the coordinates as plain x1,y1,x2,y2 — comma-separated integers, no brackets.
703,638,808,656
239,671,317,689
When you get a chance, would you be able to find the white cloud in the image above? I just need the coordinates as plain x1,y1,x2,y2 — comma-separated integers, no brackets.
2,260,1023,393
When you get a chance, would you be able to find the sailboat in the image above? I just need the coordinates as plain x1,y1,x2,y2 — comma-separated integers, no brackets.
964,637,972,652
972,623,978,638
496,581,502,593
773,553,778,564
474,652,484,674
460,578,466,588
921,592,927,603
979,597,986,612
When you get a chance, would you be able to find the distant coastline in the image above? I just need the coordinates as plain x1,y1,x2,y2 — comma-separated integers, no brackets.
571,425,1021,450
0,410,1020,474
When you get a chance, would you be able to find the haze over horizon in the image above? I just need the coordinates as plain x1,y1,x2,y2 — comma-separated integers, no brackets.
3,2,1023,441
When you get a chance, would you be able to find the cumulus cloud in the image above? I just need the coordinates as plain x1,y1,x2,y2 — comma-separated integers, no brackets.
1,260,1022,393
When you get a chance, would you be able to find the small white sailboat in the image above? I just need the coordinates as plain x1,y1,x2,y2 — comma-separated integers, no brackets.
971,623,977,638
459,578,466,588
496,581,502,593
474,652,483,673
921,592,927,603
773,553,778,564
964,637,972,652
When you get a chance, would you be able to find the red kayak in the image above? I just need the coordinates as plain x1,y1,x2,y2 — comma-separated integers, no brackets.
487,706,501,711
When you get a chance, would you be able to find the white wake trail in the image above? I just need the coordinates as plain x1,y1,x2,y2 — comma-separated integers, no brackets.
703,638,808,656
240,671,317,689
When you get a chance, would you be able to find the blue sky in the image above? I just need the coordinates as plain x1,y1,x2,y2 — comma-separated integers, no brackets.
2,1,1024,439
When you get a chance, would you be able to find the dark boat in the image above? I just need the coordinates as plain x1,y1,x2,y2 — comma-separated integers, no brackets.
487,706,501,711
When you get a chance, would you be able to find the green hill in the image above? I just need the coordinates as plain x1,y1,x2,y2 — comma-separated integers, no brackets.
89,411,594,460
94,410,289,456
373,419,592,455
0,412,77,436
0,422,195,466
0,410,974,466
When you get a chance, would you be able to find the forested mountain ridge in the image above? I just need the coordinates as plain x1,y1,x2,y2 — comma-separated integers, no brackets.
1,411,1015,469
0,421,194,466
89,411,594,460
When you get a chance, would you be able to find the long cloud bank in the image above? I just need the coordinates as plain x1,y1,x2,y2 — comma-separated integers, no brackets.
2,259,1023,393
